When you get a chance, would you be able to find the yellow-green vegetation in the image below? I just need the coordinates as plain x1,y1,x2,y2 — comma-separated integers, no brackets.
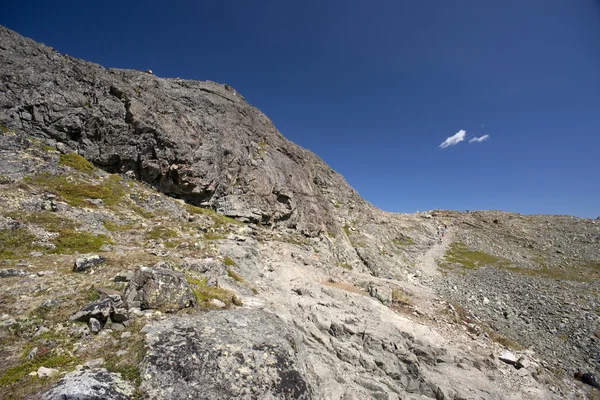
2,211,112,255
0,125,15,135
24,173,124,207
227,268,245,283
0,346,78,387
103,220,139,232
502,260,600,283
130,204,155,219
223,256,236,267
185,204,242,227
146,226,178,240
336,262,353,270
0,227,44,259
7,211,79,232
58,153,95,173
443,242,508,269
204,231,226,240
51,230,112,254
391,288,412,305
393,237,414,246
104,338,145,387
186,276,242,308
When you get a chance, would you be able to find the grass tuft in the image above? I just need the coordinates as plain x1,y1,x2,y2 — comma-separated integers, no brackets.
59,153,95,173
186,276,241,308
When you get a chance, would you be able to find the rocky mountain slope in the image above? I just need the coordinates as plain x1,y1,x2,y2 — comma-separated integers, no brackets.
0,25,599,399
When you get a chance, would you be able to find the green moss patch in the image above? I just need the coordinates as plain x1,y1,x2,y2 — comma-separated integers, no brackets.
145,226,178,240
50,230,112,255
24,174,124,207
443,242,509,269
0,352,78,387
59,153,95,173
6,211,79,232
0,227,44,259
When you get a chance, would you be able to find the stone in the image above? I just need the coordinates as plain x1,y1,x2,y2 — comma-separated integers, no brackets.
37,366,59,378
121,331,132,339
0,268,29,278
73,254,106,272
70,298,112,323
123,266,196,311
41,368,134,400
209,298,226,308
27,347,38,360
142,310,312,399
112,271,132,282
89,317,101,334
33,326,50,337
83,358,104,368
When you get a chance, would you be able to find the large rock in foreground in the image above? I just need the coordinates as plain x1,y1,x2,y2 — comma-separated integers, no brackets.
141,310,313,399
41,368,134,400
124,266,196,311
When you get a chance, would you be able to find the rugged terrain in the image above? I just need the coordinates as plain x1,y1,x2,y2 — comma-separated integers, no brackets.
0,25,599,399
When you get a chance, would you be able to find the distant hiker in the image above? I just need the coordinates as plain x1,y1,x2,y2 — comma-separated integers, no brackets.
575,370,600,389
444,224,447,230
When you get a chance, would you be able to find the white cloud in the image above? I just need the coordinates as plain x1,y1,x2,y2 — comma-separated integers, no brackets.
439,130,466,149
469,134,489,143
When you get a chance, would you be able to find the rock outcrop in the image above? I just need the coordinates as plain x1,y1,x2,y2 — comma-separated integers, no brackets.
142,310,313,399
124,266,196,311
41,368,134,400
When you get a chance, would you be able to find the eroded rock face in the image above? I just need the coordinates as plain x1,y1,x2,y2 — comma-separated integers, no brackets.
141,310,313,399
0,25,368,237
41,368,134,400
124,266,196,311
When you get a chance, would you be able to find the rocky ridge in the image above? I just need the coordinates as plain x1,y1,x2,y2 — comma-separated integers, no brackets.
0,25,599,399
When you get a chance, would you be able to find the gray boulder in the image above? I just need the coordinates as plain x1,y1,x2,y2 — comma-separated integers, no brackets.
123,266,196,311
73,254,106,272
0,268,29,278
41,368,134,400
69,298,112,323
141,310,313,399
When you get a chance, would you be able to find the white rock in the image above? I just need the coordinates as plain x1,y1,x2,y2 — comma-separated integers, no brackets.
210,299,226,308
483,297,490,305
37,366,59,378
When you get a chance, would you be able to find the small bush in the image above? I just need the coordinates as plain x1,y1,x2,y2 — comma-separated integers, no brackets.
59,153,95,173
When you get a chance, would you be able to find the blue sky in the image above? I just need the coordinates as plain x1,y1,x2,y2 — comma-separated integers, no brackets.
2,1,599,217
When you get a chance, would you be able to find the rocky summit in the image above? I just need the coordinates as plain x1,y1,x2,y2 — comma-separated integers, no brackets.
0,25,599,399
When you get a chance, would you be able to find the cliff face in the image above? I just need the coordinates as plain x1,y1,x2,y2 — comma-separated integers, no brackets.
0,25,365,237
